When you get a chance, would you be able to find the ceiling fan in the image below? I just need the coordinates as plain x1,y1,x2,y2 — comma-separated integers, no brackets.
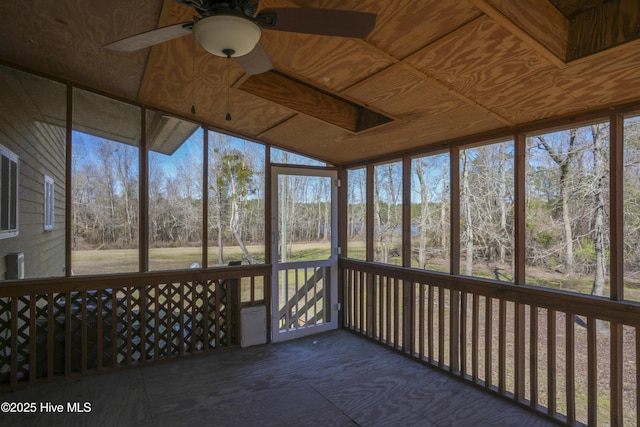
105,0,377,75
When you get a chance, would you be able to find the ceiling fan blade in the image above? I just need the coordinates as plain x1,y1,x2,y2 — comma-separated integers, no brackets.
104,22,193,52
236,42,273,75
256,8,376,38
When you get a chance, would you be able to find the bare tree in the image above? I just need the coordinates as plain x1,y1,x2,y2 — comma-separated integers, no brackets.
414,158,430,269
461,150,474,275
536,130,579,273
590,124,607,296
440,158,449,252
374,162,402,264
218,149,257,264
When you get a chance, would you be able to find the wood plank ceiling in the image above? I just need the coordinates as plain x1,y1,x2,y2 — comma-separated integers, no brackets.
0,0,639,165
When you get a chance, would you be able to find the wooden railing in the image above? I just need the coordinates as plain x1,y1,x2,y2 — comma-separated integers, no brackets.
0,264,270,389
278,265,326,329
341,258,640,427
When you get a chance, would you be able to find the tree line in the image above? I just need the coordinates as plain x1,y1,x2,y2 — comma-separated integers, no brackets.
73,119,640,296
71,134,332,265
348,120,640,297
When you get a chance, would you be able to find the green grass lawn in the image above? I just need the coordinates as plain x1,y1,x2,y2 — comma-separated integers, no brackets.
72,245,264,275
72,242,640,300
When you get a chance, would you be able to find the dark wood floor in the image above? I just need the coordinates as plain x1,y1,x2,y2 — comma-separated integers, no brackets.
0,330,558,426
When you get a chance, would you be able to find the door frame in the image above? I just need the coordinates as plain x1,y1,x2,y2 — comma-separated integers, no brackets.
270,165,339,342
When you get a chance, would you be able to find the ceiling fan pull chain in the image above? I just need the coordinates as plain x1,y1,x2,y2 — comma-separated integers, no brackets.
223,48,234,121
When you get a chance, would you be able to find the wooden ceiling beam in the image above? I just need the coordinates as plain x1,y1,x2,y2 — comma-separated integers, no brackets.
549,0,609,18
470,0,569,68
238,70,393,133
566,0,640,61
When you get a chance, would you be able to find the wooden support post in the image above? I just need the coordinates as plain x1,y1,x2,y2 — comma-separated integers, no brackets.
264,149,272,343
637,327,640,426
402,157,414,354
484,297,493,389
609,113,624,427
439,288,445,369
530,306,538,409
428,286,434,363
338,167,348,329
450,147,460,275
419,283,425,359
610,114,623,300
65,85,72,277
402,157,411,267
566,313,575,424
514,303,525,401
547,309,557,417
367,271,375,338
450,289,460,373
459,292,467,376
587,317,597,426
498,299,506,393
139,107,149,273
29,297,36,383
610,322,623,426
514,133,526,285
202,127,209,268
366,164,374,262
472,294,479,383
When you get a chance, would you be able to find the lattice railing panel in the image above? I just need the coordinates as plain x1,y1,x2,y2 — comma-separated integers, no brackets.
144,286,157,360
218,280,228,348
85,290,98,371
100,288,115,369
0,266,269,388
169,283,182,356
34,295,48,378
192,281,206,353
0,297,9,384
69,292,83,373
128,287,143,364
51,293,66,375
14,296,30,381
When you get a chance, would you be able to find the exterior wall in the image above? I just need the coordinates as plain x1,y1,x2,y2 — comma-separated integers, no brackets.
0,65,66,280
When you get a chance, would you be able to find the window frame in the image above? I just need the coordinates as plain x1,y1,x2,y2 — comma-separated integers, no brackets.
44,174,54,232
0,144,19,239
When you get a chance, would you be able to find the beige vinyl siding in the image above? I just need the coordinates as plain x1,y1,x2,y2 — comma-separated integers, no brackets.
0,65,66,280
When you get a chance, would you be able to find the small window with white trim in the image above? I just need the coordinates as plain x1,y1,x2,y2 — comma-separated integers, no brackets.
0,145,18,239
44,174,54,231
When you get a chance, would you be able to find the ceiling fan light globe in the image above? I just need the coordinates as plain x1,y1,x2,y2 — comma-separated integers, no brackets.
194,15,261,57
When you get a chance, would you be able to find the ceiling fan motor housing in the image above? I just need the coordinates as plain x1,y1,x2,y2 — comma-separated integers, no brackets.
193,14,261,57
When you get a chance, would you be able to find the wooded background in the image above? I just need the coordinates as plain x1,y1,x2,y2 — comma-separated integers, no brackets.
72,119,640,299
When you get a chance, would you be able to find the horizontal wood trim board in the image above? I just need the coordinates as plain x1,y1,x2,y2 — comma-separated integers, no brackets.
341,97,640,169
0,264,272,297
238,70,393,133
340,258,640,326
471,0,569,65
